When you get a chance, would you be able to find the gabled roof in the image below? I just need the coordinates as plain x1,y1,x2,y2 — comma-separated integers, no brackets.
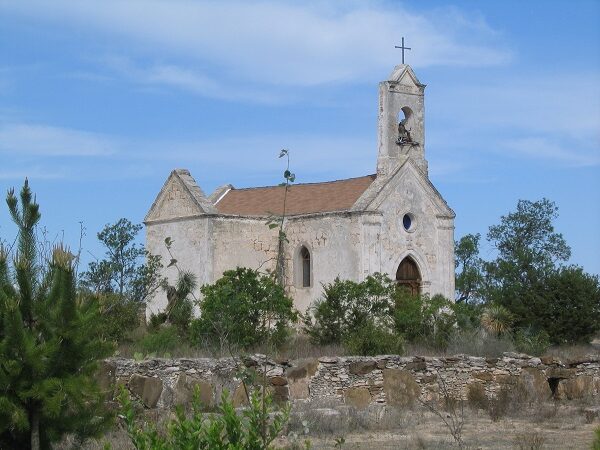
145,169,216,223
214,175,377,217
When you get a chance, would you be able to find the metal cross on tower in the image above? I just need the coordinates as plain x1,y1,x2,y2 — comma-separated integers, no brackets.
395,37,411,64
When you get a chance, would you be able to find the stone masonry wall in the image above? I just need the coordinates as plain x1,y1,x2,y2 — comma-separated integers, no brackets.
100,353,600,411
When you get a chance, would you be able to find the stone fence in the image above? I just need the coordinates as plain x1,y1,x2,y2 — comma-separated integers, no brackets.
99,353,600,411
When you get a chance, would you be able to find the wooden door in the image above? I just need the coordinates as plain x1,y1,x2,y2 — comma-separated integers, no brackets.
396,256,421,295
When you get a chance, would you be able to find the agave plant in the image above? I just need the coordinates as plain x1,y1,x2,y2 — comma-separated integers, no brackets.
481,304,514,336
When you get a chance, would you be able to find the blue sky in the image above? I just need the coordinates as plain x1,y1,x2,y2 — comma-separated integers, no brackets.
1,0,599,275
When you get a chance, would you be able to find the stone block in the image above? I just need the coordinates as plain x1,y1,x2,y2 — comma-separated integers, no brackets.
288,378,310,400
520,368,551,401
559,375,595,400
344,387,372,409
269,385,289,404
96,361,116,396
349,361,377,375
174,374,214,408
269,376,288,386
382,369,420,407
286,359,318,380
404,361,426,371
472,372,493,382
232,383,249,407
495,374,518,385
129,374,163,408
546,367,575,379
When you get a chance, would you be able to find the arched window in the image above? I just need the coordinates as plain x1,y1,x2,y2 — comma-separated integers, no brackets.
300,246,311,287
396,256,421,295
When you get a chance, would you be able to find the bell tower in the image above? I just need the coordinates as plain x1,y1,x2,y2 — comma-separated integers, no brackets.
376,64,427,176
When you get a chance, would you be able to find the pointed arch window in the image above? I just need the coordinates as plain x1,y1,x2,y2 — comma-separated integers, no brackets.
300,246,311,288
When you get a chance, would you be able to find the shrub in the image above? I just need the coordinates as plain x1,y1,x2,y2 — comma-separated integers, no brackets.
94,293,141,342
514,431,545,450
393,292,457,350
139,326,180,356
480,304,514,336
593,426,600,450
168,297,193,336
192,267,297,350
466,383,488,410
392,288,425,342
534,266,600,344
513,327,550,356
304,274,394,346
342,321,404,356
118,385,289,449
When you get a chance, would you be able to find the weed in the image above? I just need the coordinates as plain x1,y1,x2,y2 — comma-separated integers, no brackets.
513,431,545,449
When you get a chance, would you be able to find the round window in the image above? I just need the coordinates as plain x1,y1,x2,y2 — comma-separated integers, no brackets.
402,213,414,232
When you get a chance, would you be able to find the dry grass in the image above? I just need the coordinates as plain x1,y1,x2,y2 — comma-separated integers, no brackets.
544,343,599,361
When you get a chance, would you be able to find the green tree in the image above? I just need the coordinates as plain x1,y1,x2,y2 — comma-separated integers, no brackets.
191,267,297,350
81,218,163,303
304,273,394,346
532,266,600,344
485,198,571,324
455,233,484,303
0,180,114,449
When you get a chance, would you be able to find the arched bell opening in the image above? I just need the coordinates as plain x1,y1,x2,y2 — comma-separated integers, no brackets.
395,256,421,295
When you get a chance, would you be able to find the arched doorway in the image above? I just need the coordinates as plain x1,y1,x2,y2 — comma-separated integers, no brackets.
396,256,421,295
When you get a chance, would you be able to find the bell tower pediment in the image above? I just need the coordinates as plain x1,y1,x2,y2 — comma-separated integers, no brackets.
377,64,427,177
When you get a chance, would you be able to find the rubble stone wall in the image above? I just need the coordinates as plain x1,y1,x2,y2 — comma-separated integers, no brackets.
100,353,600,410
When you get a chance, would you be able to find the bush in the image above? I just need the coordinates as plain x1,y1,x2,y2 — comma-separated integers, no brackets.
593,426,600,450
169,297,193,336
534,266,600,344
393,292,457,350
304,274,394,346
466,383,488,410
513,327,550,356
139,326,180,356
94,293,141,342
118,385,289,449
191,267,297,350
342,321,404,356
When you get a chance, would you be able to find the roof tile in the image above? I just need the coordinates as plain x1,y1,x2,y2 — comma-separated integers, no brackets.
215,175,376,216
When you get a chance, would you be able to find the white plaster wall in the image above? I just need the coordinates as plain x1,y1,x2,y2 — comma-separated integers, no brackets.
373,167,455,300
145,217,213,318
210,214,365,314
283,214,364,313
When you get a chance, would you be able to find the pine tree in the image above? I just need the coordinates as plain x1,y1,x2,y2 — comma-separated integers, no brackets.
0,180,114,449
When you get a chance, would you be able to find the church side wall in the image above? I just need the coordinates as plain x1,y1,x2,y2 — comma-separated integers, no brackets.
145,217,213,318
284,214,364,313
210,217,278,277
210,214,364,314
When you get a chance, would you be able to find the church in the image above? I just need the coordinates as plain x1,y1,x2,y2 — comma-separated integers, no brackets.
145,64,455,317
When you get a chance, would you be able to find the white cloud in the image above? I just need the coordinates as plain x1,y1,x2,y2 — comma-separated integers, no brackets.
99,56,284,103
428,72,600,167
502,136,600,167
0,123,116,156
1,1,512,88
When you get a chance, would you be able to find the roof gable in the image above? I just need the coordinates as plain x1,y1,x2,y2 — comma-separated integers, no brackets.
352,158,454,218
145,169,216,223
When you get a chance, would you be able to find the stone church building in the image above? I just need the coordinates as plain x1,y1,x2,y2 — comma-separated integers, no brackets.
145,64,455,317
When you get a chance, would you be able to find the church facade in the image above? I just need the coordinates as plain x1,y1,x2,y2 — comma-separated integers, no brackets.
145,65,455,317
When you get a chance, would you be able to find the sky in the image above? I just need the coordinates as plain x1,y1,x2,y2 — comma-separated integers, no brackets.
0,0,599,275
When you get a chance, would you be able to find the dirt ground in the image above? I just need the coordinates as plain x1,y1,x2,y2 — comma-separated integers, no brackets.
77,402,598,449
289,409,599,449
